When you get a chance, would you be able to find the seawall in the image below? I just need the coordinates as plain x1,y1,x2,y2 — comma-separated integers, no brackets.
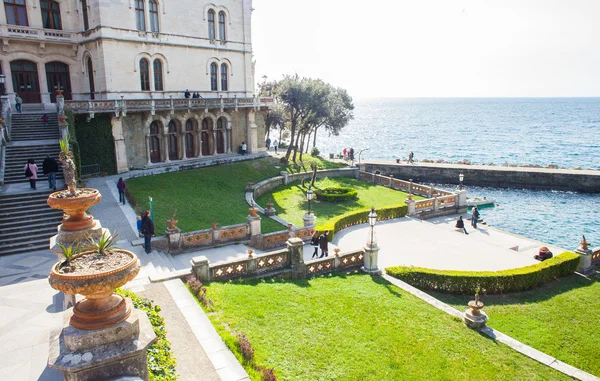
360,161,600,193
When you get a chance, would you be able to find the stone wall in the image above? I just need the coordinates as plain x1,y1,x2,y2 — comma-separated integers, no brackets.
361,162,600,193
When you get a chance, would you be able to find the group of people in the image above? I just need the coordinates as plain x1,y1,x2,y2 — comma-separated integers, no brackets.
24,156,59,190
265,137,279,154
455,205,481,235
342,147,355,161
310,230,330,258
183,89,202,99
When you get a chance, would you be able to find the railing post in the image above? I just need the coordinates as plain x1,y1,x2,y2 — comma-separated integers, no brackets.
408,179,413,193
287,237,306,279
429,183,434,198
433,196,439,211
234,95,238,112
405,195,416,216
191,256,211,281
575,236,594,275
389,174,393,188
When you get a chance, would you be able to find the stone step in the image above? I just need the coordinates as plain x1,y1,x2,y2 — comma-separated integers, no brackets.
0,209,62,224
0,214,63,230
0,191,53,203
0,236,53,256
0,219,62,234
0,226,61,244
0,206,60,218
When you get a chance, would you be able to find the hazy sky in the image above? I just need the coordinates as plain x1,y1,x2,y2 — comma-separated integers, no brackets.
251,0,600,98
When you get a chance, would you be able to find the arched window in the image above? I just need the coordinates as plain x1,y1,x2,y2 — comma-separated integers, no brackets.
149,0,159,32
185,119,196,158
86,57,95,99
81,0,89,30
45,62,71,101
216,117,226,154
207,9,215,40
140,58,150,91
4,0,28,26
210,63,218,91
41,1,61,30
218,11,226,41
153,59,163,91
168,120,179,160
201,118,212,156
220,64,228,91
149,121,162,163
135,0,145,31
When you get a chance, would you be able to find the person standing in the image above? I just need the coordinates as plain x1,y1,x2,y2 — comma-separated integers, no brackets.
471,206,480,229
15,94,23,113
117,177,127,205
241,141,247,155
318,230,329,258
266,137,271,150
141,211,155,254
42,155,58,190
311,231,320,258
184,89,191,99
273,140,278,154
455,216,468,235
349,147,355,161
24,159,38,190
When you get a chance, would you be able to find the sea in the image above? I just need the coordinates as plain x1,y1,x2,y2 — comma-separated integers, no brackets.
315,98,600,250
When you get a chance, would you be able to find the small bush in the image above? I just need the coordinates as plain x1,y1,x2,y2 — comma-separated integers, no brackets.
258,366,278,381
386,252,580,294
315,187,358,202
310,147,320,157
186,275,209,307
237,333,255,362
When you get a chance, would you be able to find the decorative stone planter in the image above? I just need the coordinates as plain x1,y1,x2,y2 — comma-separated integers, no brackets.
58,114,67,123
167,218,178,230
212,222,218,229
463,300,488,328
247,249,254,258
249,206,259,217
333,247,341,257
48,249,141,330
47,188,102,232
56,89,64,96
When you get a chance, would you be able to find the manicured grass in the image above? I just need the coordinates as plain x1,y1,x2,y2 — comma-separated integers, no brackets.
200,274,568,381
430,273,600,377
256,177,423,227
126,156,344,233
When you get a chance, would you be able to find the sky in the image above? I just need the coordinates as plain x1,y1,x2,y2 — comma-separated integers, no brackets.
251,0,600,98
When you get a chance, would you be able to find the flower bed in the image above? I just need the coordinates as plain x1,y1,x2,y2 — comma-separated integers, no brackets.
315,186,358,202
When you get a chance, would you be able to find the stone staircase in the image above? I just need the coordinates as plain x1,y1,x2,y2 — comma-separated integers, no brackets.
4,144,62,185
0,191,63,256
11,112,59,141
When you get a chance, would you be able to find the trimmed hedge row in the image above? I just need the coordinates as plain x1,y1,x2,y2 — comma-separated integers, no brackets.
316,203,408,242
386,251,580,294
315,187,358,202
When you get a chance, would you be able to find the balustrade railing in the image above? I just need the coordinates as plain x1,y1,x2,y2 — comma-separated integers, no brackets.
1,24,74,41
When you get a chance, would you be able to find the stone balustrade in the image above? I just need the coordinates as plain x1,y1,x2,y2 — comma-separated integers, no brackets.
1,24,74,42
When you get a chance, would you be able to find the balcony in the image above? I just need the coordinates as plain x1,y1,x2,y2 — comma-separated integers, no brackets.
0,24,75,43
64,97,275,117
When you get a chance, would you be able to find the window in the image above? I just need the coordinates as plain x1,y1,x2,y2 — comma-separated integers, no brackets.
87,57,95,99
168,120,178,160
135,0,145,31
153,59,163,91
210,63,217,91
41,1,61,29
149,121,162,163
185,119,195,158
149,0,159,32
218,11,226,41
220,64,228,91
207,9,215,40
81,0,89,30
4,0,28,26
140,58,150,91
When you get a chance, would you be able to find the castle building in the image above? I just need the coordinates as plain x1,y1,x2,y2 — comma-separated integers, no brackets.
0,0,269,172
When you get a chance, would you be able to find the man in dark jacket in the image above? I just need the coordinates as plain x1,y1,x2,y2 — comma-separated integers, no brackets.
42,155,59,190
141,211,155,254
318,230,329,258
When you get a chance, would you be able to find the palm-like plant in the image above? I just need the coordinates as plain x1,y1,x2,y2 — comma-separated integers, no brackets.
85,231,119,255
59,135,71,160
53,242,81,270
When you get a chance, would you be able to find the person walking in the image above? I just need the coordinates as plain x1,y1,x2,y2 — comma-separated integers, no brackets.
265,137,271,150
311,231,320,258
42,155,58,190
318,230,329,258
273,140,278,154
141,211,155,254
41,114,49,127
15,94,23,113
241,141,247,155
471,206,480,229
455,216,468,234
349,147,355,161
117,177,127,205
408,151,414,163
24,159,38,190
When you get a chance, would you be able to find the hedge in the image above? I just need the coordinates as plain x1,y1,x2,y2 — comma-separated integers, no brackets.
74,114,116,175
315,187,358,202
386,251,580,294
316,203,408,242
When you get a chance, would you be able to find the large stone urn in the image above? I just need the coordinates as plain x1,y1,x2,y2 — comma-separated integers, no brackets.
463,299,488,328
47,188,102,232
48,249,141,330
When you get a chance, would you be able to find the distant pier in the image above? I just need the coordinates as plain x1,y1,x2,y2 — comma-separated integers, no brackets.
359,161,600,193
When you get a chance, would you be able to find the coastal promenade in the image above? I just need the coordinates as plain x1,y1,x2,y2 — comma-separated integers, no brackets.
361,160,600,193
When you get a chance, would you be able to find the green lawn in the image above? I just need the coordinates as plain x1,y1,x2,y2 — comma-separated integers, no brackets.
200,275,568,381
126,156,344,233
430,273,600,377
256,177,423,227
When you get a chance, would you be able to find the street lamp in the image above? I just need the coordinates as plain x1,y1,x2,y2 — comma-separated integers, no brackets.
306,186,313,215
0,74,5,96
368,207,377,248
149,196,155,223
459,173,464,190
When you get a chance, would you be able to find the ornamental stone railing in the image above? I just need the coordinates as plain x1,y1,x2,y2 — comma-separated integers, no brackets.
1,24,74,42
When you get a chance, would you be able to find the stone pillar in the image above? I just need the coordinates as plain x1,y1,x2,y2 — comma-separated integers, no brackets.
362,244,381,275
111,117,129,173
456,190,467,207
248,110,258,154
226,123,232,153
58,115,69,140
287,237,306,279
287,223,295,238
408,179,413,193
145,134,152,166
191,256,210,281
56,93,65,114
1,95,10,121
166,227,182,253
433,196,439,211
38,67,51,105
302,213,316,228
429,184,435,198
248,214,261,236
280,171,289,185
405,196,416,216
48,305,156,381
575,237,594,274
212,223,220,243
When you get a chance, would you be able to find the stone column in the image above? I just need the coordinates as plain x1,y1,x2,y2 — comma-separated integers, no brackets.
166,227,182,253
226,122,232,153
212,223,220,243
429,184,434,198
181,133,187,160
388,175,394,188
302,213,316,228
1,95,10,121
248,213,261,237
38,67,51,105
405,196,416,216
363,244,381,275
433,196,439,211
456,189,467,207
408,179,413,193
212,131,217,155
247,110,258,154
191,256,210,281
575,236,594,275
163,134,170,163
111,117,129,173
281,171,289,185
145,134,152,166
287,237,306,279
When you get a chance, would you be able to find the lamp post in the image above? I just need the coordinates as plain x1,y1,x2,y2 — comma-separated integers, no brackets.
306,186,313,215
368,207,377,248
149,196,155,223
362,207,381,275
459,173,464,190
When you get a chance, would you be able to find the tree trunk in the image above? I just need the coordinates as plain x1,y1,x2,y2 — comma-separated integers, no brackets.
284,111,297,161
305,130,312,153
299,133,306,162
310,164,318,187
278,127,282,144
312,126,319,148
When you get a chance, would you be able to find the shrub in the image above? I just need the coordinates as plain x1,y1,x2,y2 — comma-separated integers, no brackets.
310,146,320,157
386,252,580,294
315,187,358,202
116,288,177,381
316,203,408,242
186,275,209,307
258,366,278,381
237,333,255,362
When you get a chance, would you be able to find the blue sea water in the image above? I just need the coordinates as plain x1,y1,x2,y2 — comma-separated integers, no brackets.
315,98,600,249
